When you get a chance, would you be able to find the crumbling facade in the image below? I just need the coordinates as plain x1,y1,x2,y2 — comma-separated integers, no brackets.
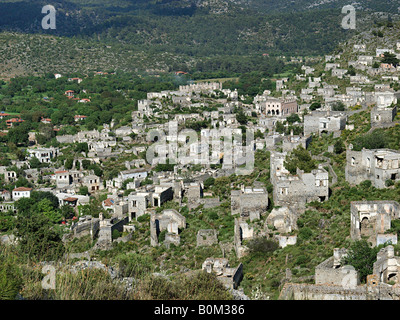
346,148,400,188
304,112,347,137
270,152,329,210
202,258,243,289
315,248,359,287
234,218,254,258
371,105,397,128
350,201,400,246
280,247,400,300
231,186,268,221
373,245,400,285
150,209,186,247
197,229,218,247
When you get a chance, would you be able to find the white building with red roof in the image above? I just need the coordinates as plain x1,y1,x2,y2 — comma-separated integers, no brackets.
12,187,32,200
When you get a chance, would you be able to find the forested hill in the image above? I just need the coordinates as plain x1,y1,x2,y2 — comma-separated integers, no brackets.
0,0,398,57
0,0,398,77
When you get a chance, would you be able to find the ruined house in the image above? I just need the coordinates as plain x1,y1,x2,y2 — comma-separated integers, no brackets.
82,174,101,192
234,218,254,258
150,209,186,247
266,207,298,234
186,182,220,210
202,257,243,289
128,192,151,220
93,214,130,250
282,134,312,153
70,215,100,239
350,201,400,246
373,245,400,285
303,112,347,137
26,147,59,163
370,105,397,128
270,152,329,210
231,186,269,221
314,248,359,288
279,247,400,300
346,148,400,188
196,229,218,247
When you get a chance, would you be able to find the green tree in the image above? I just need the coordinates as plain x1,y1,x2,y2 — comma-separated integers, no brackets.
334,140,345,154
247,237,279,256
15,213,65,261
382,52,400,67
331,101,345,111
65,158,74,170
36,198,63,224
82,160,91,170
203,177,215,189
79,186,89,196
75,142,89,155
309,102,322,111
284,145,317,175
236,110,248,125
341,240,380,283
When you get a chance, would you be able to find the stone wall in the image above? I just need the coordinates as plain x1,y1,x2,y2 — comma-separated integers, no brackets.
279,282,400,300
315,256,359,286
371,106,397,127
350,201,400,246
197,229,218,247
72,217,100,239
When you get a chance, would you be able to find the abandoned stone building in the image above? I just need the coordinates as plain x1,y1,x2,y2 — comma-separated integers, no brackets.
282,134,312,153
234,218,254,258
179,82,221,93
82,174,102,192
126,183,174,220
196,229,218,247
70,215,100,240
270,152,329,209
2,169,17,183
370,105,397,128
202,257,243,290
280,247,400,300
185,182,220,210
373,245,400,285
231,186,268,221
102,197,129,218
0,202,15,213
266,206,298,235
313,248,360,289
375,90,400,108
256,96,298,117
350,201,400,246
128,192,151,220
303,112,347,137
346,148,400,188
93,214,130,250
150,209,186,247
26,147,59,163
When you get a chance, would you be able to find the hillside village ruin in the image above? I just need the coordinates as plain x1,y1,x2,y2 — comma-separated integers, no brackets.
3,35,400,300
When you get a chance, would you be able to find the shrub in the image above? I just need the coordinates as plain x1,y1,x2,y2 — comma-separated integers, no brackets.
112,229,121,240
385,179,395,187
137,214,150,223
360,180,372,189
341,240,380,283
116,253,153,278
247,237,279,255
299,227,313,241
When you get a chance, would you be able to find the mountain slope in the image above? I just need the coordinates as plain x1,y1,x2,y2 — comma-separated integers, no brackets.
0,0,398,78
